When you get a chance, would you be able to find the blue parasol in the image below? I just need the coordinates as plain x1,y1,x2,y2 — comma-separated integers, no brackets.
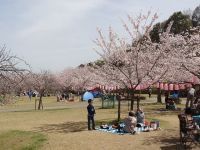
83,91,94,101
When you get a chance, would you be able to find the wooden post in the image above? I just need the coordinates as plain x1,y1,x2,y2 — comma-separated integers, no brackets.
102,96,104,108
35,98,37,110
127,91,130,111
117,95,121,122
113,95,115,108
128,99,130,111
41,100,43,110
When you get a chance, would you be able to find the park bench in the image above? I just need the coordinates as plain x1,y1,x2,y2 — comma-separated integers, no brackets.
178,114,200,149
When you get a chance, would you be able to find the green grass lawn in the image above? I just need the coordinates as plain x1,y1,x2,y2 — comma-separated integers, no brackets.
0,130,47,150
0,95,197,150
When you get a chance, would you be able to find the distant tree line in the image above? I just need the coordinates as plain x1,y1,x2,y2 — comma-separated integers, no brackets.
150,5,200,42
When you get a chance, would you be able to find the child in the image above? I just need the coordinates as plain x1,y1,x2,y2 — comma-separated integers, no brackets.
87,99,96,130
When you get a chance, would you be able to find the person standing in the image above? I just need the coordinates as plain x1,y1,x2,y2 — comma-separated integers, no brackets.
87,99,96,130
148,87,152,98
28,90,33,101
186,86,195,108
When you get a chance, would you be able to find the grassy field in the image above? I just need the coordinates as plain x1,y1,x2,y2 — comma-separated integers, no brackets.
0,130,46,150
0,95,199,150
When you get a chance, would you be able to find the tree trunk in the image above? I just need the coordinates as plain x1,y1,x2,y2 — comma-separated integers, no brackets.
38,95,43,110
130,99,133,110
137,96,140,109
130,92,134,111
117,95,121,122
57,95,60,102
127,92,130,111
2,93,6,100
157,88,162,103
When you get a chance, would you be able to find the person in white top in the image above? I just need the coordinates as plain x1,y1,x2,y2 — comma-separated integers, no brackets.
186,86,196,108
123,111,137,134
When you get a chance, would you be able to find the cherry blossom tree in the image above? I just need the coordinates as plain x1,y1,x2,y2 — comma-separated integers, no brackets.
153,27,200,105
56,68,75,93
93,12,183,111
0,75,24,104
58,67,93,92
57,66,96,101
0,46,30,104
25,71,57,110
180,27,200,80
71,66,95,92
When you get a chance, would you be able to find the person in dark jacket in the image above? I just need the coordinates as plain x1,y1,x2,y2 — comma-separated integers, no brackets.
87,99,96,130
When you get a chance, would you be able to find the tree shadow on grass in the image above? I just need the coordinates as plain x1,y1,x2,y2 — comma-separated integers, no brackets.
35,121,88,134
145,109,182,116
159,138,180,150
143,129,179,150
35,119,115,134
143,129,199,150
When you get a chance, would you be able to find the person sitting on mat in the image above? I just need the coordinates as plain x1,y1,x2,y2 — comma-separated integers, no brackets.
123,111,137,134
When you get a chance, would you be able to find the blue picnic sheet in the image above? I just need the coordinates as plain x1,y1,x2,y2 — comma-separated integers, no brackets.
97,123,125,135
97,127,124,135
97,123,145,135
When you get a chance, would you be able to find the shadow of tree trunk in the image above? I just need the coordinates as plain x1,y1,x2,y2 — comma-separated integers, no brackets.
35,121,88,133
143,129,199,150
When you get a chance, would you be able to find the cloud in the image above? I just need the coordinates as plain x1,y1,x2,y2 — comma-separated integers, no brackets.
18,0,106,37
0,0,199,72
1,0,106,71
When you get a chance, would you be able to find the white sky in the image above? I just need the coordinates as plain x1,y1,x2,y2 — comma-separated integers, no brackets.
0,0,199,72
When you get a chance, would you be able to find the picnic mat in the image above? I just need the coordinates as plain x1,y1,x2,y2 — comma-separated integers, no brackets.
96,123,125,135
96,123,150,135
97,127,125,135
